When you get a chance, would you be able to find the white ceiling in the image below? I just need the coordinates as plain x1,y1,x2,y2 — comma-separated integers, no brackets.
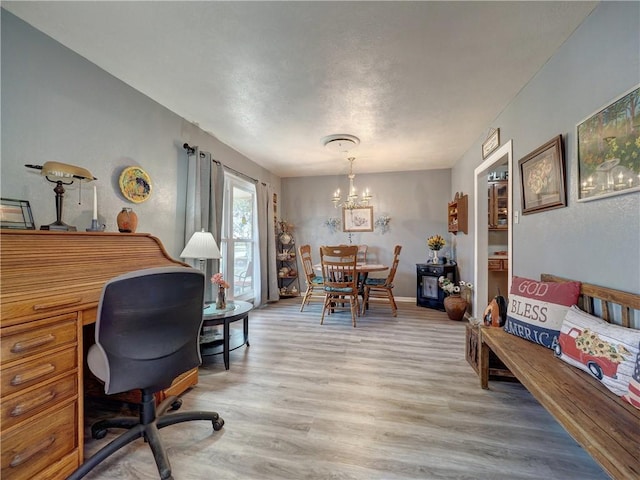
4,1,597,177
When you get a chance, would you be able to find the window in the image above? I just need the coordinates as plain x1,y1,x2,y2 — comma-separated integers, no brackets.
220,173,257,300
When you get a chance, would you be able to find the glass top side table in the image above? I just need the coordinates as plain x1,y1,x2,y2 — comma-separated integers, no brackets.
201,300,253,370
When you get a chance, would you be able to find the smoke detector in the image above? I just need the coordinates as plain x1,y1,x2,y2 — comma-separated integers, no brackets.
322,134,360,153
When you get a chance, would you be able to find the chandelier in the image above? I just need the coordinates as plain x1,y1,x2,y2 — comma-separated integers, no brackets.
331,157,372,209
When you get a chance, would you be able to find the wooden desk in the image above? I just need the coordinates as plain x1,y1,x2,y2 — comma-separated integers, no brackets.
0,231,197,480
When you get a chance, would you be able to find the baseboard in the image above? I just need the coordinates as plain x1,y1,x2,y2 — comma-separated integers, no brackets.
395,296,416,303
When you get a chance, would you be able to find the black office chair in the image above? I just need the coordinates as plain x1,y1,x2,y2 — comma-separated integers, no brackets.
68,267,224,480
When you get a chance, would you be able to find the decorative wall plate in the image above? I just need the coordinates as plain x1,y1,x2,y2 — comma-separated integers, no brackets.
119,166,152,203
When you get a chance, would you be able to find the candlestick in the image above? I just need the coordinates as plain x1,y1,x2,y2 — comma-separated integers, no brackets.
92,185,98,220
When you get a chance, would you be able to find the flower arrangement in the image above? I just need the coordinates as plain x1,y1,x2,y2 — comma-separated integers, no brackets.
439,276,474,296
375,215,391,234
211,273,230,289
325,217,341,233
427,234,446,251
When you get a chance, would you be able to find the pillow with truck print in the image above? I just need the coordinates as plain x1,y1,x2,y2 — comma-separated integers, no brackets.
554,305,640,409
503,276,581,349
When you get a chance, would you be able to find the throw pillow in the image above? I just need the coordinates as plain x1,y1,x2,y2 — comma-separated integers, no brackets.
503,276,581,349
555,305,640,408
626,349,640,409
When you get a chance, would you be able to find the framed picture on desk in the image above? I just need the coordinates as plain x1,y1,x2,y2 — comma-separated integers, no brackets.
0,198,35,229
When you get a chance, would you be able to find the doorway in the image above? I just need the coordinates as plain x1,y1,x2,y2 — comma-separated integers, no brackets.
473,140,513,317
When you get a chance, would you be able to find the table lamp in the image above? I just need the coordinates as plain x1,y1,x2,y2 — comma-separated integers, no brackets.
180,229,221,271
25,161,97,231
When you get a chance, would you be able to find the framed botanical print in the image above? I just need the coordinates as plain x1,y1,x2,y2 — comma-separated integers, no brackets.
342,207,373,232
519,135,567,215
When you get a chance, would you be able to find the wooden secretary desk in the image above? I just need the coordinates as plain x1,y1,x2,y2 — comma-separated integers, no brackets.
0,231,199,480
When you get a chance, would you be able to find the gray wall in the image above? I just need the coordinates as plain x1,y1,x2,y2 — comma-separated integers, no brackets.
282,169,452,297
451,1,640,294
1,10,280,259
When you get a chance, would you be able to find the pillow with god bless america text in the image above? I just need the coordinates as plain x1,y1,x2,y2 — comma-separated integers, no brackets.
503,276,581,349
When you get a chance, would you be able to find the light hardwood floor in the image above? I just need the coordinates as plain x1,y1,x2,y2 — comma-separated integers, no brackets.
81,299,608,479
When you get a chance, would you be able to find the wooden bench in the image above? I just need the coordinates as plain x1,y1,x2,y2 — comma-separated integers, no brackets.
479,274,640,480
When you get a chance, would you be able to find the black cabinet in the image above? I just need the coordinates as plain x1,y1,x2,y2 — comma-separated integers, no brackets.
416,263,457,310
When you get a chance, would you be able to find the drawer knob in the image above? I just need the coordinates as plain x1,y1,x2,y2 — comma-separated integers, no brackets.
9,435,56,468
10,363,56,386
11,390,57,417
11,334,55,354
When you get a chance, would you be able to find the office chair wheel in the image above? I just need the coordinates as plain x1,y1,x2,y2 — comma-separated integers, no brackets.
169,399,182,411
213,418,225,431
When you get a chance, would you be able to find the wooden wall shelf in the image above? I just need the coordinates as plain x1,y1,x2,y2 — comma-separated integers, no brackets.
448,193,468,235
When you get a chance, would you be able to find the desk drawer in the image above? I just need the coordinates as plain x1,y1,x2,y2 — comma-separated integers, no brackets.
1,348,77,397
1,315,77,364
1,401,77,480
1,373,77,431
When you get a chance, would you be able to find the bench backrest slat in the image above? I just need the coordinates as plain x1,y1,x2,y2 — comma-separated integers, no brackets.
541,273,638,328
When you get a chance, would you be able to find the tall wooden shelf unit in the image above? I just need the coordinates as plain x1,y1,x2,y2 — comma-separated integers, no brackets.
276,230,300,298
447,193,468,235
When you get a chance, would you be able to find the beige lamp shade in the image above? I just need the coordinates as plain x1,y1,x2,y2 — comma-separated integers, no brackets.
40,161,96,181
180,229,221,260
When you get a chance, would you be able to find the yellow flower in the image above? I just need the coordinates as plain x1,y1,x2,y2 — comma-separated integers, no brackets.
427,235,446,250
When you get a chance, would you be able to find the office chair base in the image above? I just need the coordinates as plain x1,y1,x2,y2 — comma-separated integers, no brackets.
69,394,224,480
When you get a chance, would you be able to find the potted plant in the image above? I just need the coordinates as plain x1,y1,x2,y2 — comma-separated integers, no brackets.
439,277,473,321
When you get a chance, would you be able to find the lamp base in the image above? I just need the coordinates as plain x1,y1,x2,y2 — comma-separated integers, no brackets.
41,221,77,232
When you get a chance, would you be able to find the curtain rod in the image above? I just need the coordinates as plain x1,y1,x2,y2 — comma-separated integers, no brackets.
183,142,264,185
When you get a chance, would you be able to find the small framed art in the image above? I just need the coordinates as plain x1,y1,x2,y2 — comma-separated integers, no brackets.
519,135,567,215
342,207,374,232
482,128,500,159
0,198,36,229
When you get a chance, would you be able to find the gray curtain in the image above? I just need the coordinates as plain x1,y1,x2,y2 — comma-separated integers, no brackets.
184,146,224,302
257,182,279,305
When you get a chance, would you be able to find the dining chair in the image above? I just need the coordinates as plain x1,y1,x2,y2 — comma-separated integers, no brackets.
357,244,368,263
319,245,360,327
298,244,324,311
362,245,402,317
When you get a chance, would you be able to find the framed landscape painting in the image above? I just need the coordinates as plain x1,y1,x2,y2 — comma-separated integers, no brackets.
577,85,640,202
342,207,373,232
